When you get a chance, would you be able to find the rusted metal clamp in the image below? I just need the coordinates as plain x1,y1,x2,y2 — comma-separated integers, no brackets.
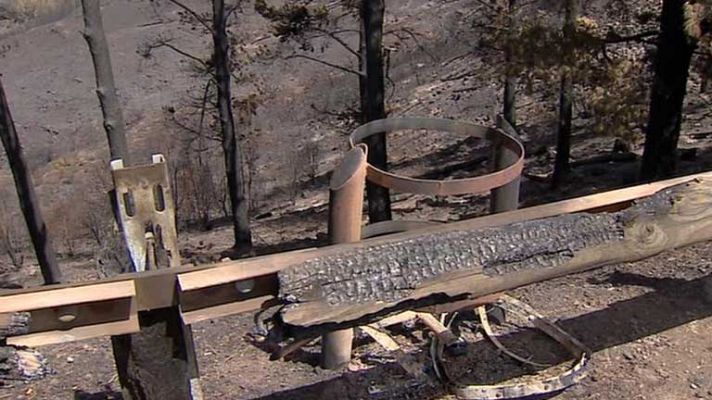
350,117,525,196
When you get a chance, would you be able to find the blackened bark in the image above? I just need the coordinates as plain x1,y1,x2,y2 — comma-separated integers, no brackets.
279,179,712,332
502,0,517,128
213,0,252,253
280,212,623,307
0,79,62,284
640,0,696,181
360,0,392,223
80,0,130,163
112,308,201,400
0,312,30,338
503,74,516,127
552,0,578,187
552,74,573,186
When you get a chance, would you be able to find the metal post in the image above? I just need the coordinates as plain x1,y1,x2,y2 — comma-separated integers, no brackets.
491,115,522,213
321,145,368,369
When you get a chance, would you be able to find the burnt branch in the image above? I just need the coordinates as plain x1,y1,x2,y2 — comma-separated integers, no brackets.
166,0,212,32
603,29,659,44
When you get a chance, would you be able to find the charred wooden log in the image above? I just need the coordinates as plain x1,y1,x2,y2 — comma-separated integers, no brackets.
1,312,50,384
0,313,30,338
278,178,712,335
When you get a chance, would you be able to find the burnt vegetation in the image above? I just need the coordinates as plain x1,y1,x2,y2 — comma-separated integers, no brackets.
0,0,711,290
2,0,712,395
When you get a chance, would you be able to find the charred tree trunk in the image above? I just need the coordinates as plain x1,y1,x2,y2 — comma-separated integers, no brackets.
552,0,578,187
0,79,62,285
277,178,712,334
111,307,201,400
360,0,392,223
82,4,201,398
640,0,697,181
213,0,252,254
503,73,516,128
80,0,129,163
502,0,517,128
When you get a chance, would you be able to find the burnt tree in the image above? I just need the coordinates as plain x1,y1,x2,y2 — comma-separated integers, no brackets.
640,0,697,181
0,79,62,285
81,3,201,399
360,0,392,223
502,0,517,128
552,0,578,187
111,307,201,400
80,0,130,163
212,0,253,254
255,0,401,222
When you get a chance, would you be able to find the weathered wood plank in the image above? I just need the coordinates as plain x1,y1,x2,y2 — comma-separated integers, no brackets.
0,281,135,313
278,178,712,334
2,284,138,347
7,314,139,347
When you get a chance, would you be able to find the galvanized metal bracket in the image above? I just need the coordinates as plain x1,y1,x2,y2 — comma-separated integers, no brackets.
110,154,180,272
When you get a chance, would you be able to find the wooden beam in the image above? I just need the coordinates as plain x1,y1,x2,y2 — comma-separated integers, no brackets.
2,282,138,346
1,171,711,345
0,281,135,313
8,314,139,347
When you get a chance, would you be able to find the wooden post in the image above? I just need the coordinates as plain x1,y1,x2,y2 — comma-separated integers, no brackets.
491,115,521,214
321,145,368,369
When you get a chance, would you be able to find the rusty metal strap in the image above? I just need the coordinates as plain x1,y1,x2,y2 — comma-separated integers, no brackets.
350,117,525,196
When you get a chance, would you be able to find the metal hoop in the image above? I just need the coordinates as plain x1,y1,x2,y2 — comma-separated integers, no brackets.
350,117,525,196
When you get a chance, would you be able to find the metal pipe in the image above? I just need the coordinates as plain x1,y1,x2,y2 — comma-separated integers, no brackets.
491,115,521,213
321,145,368,369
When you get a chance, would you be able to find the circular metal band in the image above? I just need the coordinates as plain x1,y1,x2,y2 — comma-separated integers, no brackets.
350,117,525,196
